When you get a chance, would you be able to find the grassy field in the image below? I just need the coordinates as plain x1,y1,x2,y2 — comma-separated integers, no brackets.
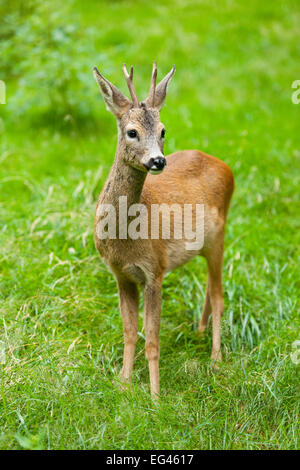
0,0,299,450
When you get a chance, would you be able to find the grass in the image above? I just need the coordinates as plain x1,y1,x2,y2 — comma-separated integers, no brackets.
0,0,299,450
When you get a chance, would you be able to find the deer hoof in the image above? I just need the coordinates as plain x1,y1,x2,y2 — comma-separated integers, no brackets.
113,372,132,392
210,350,222,370
197,325,207,336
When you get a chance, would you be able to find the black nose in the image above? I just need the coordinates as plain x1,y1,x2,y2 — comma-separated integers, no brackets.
152,157,166,170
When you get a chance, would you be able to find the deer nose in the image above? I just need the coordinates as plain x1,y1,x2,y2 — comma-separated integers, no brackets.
145,156,166,174
153,157,166,170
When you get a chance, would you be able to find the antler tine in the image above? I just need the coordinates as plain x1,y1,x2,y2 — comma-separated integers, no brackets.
148,61,157,107
122,64,139,107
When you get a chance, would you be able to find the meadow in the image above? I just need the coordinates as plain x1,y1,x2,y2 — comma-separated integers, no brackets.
0,0,299,450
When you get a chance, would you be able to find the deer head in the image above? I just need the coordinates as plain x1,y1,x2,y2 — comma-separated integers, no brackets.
93,62,175,175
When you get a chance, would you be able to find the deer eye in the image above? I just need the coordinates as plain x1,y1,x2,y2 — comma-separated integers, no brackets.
127,129,138,139
161,128,166,139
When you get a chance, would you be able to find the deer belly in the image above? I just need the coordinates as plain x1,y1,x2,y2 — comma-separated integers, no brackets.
165,239,202,272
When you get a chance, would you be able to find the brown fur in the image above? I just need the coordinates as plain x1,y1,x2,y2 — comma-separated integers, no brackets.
93,64,234,397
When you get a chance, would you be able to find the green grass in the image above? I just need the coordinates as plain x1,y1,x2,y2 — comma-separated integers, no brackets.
0,0,299,450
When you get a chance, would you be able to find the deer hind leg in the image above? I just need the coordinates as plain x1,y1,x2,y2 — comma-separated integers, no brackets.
143,279,162,398
117,279,139,382
198,277,211,334
206,232,225,363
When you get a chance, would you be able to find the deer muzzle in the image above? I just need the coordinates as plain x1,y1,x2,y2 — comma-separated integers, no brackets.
144,156,166,175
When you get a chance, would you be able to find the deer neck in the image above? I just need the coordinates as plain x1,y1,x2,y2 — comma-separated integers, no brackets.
101,146,147,208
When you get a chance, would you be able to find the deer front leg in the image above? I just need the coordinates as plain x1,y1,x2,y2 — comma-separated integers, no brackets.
143,280,162,398
117,279,139,382
206,237,225,364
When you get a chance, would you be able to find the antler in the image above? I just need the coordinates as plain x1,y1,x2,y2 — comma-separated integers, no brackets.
147,61,157,107
122,64,139,107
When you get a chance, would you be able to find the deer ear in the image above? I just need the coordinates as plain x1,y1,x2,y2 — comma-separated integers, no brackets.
93,67,131,117
146,65,175,110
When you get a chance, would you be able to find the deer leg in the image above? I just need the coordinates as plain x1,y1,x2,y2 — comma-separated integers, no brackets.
207,237,225,363
143,280,162,398
117,279,139,382
198,277,211,333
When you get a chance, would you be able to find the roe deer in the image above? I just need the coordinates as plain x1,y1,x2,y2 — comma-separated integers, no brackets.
93,63,234,397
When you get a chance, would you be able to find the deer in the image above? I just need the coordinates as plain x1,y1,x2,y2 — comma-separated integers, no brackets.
93,62,234,398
